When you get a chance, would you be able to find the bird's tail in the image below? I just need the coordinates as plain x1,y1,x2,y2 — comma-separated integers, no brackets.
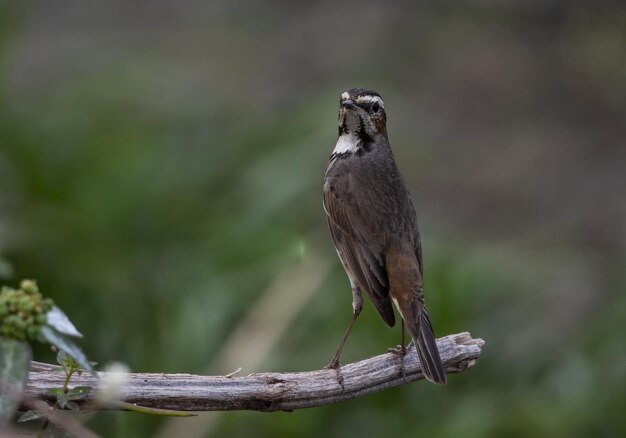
398,296,446,384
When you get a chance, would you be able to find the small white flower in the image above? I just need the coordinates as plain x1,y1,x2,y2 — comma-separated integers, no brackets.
97,362,130,404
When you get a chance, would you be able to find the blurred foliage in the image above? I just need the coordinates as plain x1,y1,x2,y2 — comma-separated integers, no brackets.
1,0,625,437
0,279,52,341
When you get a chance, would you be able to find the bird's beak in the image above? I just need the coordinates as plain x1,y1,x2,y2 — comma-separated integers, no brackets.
341,99,357,110
338,99,362,133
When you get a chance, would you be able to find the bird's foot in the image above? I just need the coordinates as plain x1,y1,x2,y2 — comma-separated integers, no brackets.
387,344,407,356
325,358,340,370
387,344,407,377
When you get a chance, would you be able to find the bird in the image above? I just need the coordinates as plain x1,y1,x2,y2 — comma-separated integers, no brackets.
323,88,446,384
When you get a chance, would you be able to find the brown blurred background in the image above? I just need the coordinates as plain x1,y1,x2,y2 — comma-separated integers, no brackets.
1,1,625,436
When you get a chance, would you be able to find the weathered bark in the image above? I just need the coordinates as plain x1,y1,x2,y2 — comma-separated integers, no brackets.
24,332,483,412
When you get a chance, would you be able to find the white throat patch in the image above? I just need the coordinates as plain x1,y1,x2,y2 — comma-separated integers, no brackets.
334,132,361,154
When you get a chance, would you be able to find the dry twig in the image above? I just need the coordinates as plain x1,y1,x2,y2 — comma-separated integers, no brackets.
24,332,483,412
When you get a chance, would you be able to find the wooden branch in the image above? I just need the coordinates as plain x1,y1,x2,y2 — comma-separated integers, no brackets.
24,332,483,412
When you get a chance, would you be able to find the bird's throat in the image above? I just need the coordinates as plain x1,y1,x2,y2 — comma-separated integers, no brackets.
333,132,361,155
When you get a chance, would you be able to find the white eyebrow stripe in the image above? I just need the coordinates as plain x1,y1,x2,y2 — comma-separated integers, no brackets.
341,92,350,100
355,95,384,107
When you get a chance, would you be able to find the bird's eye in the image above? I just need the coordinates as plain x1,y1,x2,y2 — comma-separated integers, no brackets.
371,102,381,113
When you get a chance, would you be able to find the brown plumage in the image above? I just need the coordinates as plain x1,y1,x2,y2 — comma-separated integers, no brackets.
323,88,446,384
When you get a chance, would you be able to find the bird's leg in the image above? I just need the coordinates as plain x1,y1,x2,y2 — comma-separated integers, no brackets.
387,321,407,376
326,285,362,370
401,320,406,354
388,320,407,355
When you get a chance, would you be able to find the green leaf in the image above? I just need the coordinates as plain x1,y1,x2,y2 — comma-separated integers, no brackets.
56,393,68,409
40,326,92,372
0,339,32,425
56,350,68,366
56,349,79,376
46,306,83,338
67,386,91,400
65,401,80,412
47,387,65,396
18,410,44,422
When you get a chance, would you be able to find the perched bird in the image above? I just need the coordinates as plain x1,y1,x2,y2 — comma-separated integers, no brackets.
323,88,446,384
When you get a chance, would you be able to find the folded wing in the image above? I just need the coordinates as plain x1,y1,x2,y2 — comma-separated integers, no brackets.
323,173,395,327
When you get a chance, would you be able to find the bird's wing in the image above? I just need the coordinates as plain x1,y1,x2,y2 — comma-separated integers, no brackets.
323,173,395,327
406,195,424,277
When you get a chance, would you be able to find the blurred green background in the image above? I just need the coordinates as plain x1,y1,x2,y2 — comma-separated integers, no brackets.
1,1,625,437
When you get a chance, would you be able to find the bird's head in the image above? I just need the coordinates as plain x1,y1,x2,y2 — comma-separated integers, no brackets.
338,88,387,141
